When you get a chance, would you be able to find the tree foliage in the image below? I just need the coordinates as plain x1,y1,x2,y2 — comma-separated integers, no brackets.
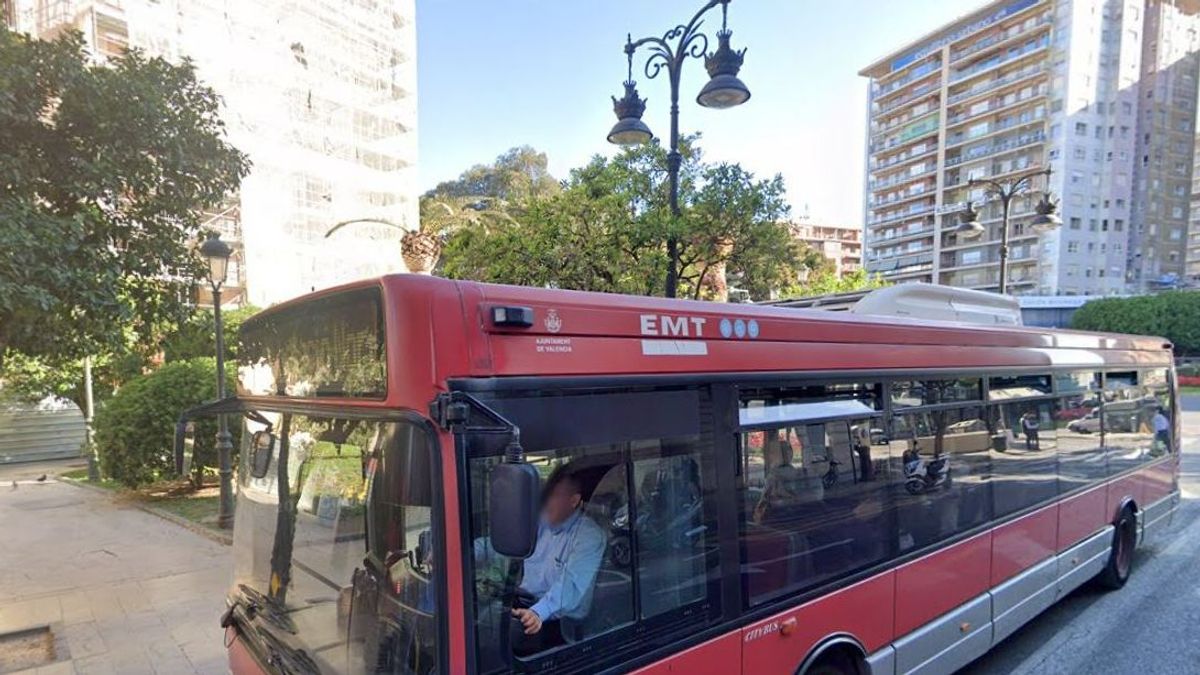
441,136,809,301
93,357,237,487
0,28,250,367
1070,291,1200,355
425,145,560,203
161,304,260,363
781,268,892,299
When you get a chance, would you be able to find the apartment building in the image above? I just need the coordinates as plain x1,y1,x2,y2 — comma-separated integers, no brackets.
1191,132,1200,279
860,0,1200,296
5,0,418,306
790,222,864,277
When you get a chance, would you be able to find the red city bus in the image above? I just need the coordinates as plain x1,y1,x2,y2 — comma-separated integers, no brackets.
182,274,1180,675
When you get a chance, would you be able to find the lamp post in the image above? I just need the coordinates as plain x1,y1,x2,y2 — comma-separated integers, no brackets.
957,167,1062,295
199,233,236,529
606,0,751,298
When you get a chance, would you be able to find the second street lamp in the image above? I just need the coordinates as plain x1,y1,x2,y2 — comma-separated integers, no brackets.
606,0,749,299
956,167,1061,295
199,233,236,530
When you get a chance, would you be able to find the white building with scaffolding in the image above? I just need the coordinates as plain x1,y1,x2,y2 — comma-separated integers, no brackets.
3,0,419,307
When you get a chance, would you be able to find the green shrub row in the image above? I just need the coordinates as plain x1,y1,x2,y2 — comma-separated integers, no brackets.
1070,291,1200,355
94,357,239,488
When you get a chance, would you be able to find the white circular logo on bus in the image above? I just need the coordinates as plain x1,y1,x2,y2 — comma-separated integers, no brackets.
748,320,760,338
734,319,746,338
720,318,733,338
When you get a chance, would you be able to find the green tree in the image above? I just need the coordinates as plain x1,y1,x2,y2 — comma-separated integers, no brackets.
441,136,810,301
1071,292,1200,355
782,268,892,299
0,28,250,368
161,305,260,363
425,145,560,202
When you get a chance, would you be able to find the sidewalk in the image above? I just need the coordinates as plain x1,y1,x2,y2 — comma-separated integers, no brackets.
0,468,231,675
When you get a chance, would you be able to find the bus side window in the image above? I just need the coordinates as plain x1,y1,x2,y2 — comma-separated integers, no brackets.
892,406,992,553
630,439,716,621
739,418,893,606
989,400,1058,517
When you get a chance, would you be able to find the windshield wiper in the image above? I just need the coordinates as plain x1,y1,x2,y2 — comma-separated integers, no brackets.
254,624,322,675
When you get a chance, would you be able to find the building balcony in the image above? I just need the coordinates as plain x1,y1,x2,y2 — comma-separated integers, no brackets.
869,188,936,209
943,155,1042,189
870,109,940,144
871,144,938,171
946,88,1047,128
945,113,1045,149
946,64,1048,107
940,249,1039,271
869,164,938,191
944,130,1046,167
867,226,936,246
875,60,942,97
949,13,1053,65
868,202,936,227
874,81,940,116
949,35,1049,85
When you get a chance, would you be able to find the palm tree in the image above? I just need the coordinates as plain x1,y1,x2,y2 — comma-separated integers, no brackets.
324,197,516,275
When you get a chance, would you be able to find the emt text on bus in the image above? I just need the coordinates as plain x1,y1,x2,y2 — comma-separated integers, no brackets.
177,275,1180,675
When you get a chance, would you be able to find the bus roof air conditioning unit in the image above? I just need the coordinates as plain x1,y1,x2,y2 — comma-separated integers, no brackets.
850,283,1023,326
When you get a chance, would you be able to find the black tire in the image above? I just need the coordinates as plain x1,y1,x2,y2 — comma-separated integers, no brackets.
1097,508,1137,589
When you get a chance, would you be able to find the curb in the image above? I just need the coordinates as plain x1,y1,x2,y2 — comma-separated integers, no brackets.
59,477,233,546
136,502,233,546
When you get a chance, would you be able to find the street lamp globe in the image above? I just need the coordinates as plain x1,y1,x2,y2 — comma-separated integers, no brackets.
697,30,750,109
199,233,232,289
956,202,985,238
1029,194,1063,234
607,81,654,146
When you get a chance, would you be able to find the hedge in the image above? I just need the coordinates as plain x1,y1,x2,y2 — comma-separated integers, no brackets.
94,357,238,488
1070,291,1200,355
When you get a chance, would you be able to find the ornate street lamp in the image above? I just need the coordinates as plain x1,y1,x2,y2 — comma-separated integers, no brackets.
199,233,235,529
607,0,750,298
956,167,1061,295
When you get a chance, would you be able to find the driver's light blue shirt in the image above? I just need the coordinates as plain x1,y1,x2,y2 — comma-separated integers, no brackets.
521,509,605,622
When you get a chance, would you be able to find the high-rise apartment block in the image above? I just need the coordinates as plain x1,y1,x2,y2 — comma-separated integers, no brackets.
4,0,418,306
790,222,864,277
860,0,1200,295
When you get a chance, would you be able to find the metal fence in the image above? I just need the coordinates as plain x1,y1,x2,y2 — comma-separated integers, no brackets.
0,398,86,464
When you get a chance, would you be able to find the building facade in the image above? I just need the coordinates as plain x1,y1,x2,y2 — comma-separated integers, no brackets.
790,222,864,277
860,0,1200,295
5,0,419,307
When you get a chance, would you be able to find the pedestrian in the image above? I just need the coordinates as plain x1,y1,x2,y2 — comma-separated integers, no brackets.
1153,407,1171,453
1021,411,1040,450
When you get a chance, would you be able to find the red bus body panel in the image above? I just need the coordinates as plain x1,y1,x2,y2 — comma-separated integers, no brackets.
741,573,895,672
991,503,1058,586
894,531,991,636
630,632,742,675
1056,484,1108,552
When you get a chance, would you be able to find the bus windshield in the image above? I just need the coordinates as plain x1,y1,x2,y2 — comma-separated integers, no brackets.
231,411,440,675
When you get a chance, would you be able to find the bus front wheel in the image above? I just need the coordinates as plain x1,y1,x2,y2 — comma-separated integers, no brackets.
1097,508,1137,590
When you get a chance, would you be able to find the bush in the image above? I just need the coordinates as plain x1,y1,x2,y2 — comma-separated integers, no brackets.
94,358,238,488
1070,291,1200,355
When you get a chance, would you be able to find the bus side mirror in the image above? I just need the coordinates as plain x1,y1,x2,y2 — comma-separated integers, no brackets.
174,420,195,476
488,461,540,558
250,430,276,479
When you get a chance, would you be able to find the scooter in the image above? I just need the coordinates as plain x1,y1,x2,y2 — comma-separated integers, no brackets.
904,452,950,495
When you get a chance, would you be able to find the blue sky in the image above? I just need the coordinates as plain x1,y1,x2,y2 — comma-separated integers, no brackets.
417,1,975,226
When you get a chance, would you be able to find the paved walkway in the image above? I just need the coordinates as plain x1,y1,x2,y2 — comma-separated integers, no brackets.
0,463,230,675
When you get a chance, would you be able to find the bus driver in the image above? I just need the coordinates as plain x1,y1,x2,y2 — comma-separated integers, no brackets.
508,468,605,653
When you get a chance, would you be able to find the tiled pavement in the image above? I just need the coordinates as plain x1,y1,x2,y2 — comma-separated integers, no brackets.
0,463,231,675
